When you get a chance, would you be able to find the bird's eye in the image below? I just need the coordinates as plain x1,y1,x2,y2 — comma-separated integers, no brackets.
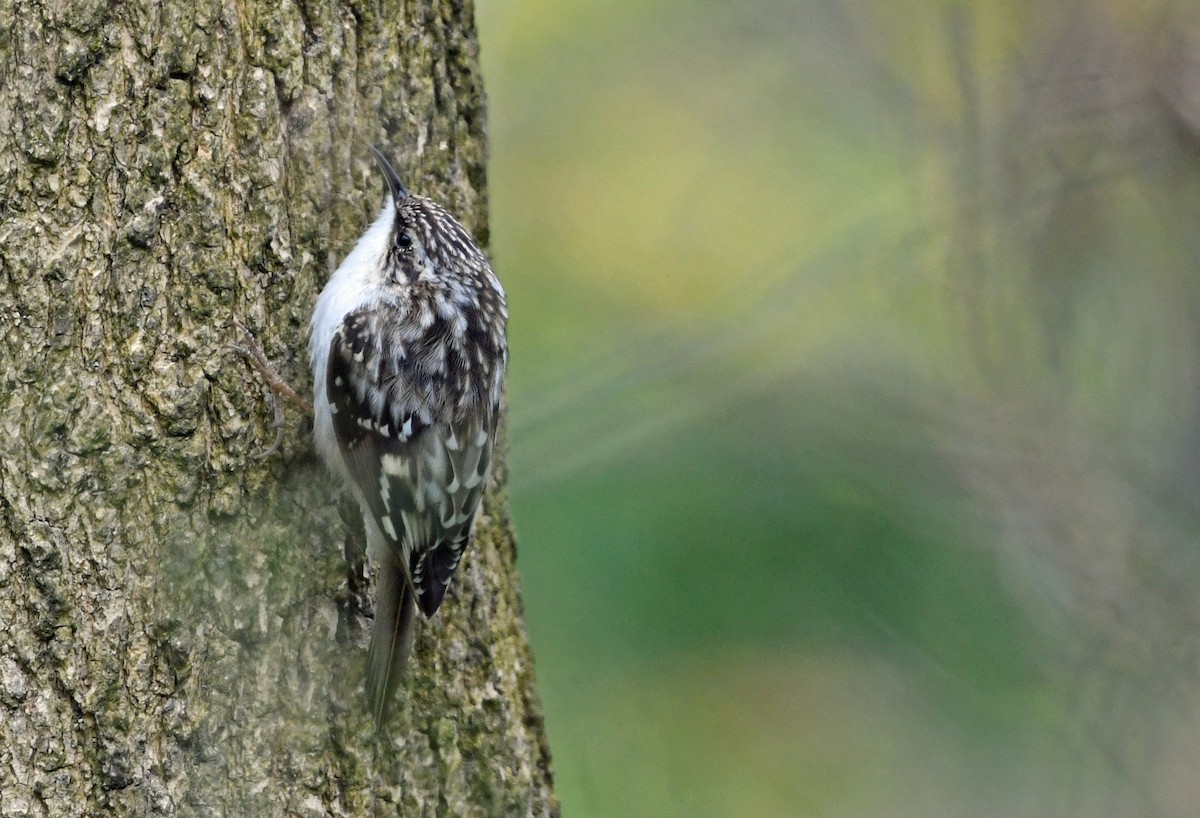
398,232,413,250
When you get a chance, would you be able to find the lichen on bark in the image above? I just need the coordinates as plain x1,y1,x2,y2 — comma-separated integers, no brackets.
0,0,557,815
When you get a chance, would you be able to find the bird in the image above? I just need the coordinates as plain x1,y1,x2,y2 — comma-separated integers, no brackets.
308,147,508,726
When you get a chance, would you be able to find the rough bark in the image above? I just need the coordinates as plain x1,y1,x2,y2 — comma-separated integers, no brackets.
0,0,558,815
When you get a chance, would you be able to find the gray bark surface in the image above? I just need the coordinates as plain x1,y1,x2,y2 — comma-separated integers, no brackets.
0,0,558,815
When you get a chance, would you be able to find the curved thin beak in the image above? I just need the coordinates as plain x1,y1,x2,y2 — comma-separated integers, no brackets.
369,145,409,202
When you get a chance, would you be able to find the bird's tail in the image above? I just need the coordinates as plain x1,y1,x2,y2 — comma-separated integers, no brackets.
366,548,417,729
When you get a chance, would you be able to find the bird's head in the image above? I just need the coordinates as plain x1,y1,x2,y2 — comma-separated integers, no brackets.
370,146,487,292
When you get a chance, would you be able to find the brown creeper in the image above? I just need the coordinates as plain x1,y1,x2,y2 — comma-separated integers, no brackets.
310,148,508,725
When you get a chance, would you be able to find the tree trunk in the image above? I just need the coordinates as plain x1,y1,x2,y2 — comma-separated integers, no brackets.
0,0,558,815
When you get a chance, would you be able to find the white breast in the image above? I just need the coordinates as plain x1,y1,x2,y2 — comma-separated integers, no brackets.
309,200,394,479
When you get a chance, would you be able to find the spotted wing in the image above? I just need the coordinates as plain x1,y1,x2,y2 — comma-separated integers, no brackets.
326,308,497,617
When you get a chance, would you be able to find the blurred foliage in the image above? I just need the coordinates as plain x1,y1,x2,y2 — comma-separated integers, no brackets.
476,0,1200,815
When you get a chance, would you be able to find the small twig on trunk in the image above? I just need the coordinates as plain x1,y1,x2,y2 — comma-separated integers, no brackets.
228,317,314,458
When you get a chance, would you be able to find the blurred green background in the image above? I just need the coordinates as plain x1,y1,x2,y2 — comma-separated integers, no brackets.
475,1,1200,815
